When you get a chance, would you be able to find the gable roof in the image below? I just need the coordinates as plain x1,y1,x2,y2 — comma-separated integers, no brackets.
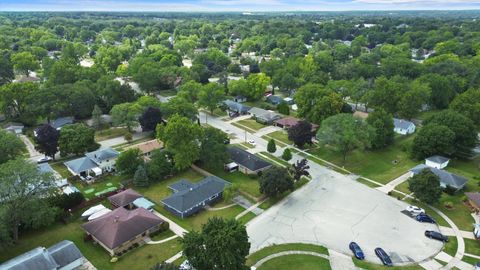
85,147,119,163
126,139,163,155
64,157,98,174
51,117,74,129
223,100,250,113
393,118,415,130
162,176,230,213
426,155,450,164
0,240,84,270
82,207,164,250
248,107,281,121
46,240,84,269
108,189,143,207
410,164,468,189
227,146,272,172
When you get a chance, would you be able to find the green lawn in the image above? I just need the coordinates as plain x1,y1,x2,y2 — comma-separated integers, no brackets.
0,217,181,270
259,152,290,167
234,118,266,131
95,127,129,141
246,243,328,266
51,161,73,178
265,130,292,145
443,236,458,257
207,168,262,199
464,238,480,256
353,258,424,270
73,174,130,200
395,181,411,195
257,254,331,270
237,212,257,225
462,255,478,266
356,177,383,188
308,135,417,184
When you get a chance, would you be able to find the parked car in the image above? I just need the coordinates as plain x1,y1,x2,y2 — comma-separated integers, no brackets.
475,262,480,270
406,205,425,216
416,213,436,224
248,139,256,147
425,231,449,242
37,156,52,164
349,242,365,260
375,248,393,266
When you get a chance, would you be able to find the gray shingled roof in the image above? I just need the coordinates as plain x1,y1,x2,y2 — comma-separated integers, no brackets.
162,176,230,213
37,163,55,175
47,240,84,269
169,179,195,193
64,157,98,174
410,164,468,190
393,118,415,130
223,100,250,113
426,155,450,164
466,192,480,208
85,147,119,163
82,207,164,249
51,117,74,129
227,146,272,172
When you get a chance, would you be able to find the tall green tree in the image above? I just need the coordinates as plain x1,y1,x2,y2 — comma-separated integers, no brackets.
91,105,103,130
157,114,203,170
294,83,344,124
11,52,39,76
58,124,97,157
412,124,455,160
116,148,144,175
450,88,480,126
259,167,294,197
408,169,443,204
198,83,225,114
110,103,139,132
199,127,229,170
0,130,26,164
182,217,250,270
246,73,270,101
316,114,373,164
0,50,14,86
366,109,395,149
146,150,175,182
133,165,149,187
0,159,58,244
267,139,277,153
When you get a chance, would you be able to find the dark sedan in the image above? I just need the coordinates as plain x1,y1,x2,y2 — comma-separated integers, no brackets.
375,248,393,267
425,231,449,242
416,213,436,224
349,242,365,260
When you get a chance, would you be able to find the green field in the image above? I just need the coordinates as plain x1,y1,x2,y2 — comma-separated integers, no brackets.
308,135,417,184
95,127,129,141
443,236,458,257
257,254,332,270
234,118,266,131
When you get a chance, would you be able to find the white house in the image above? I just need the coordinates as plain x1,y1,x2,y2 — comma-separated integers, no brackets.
393,118,416,135
426,155,450,169
64,147,119,179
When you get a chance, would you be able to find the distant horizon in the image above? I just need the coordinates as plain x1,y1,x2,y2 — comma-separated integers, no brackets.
2,0,480,12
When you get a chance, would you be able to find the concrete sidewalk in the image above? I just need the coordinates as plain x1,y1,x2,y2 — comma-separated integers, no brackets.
153,210,188,237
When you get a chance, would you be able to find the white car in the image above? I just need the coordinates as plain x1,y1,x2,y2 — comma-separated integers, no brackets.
406,205,425,216
37,156,52,164
248,139,256,147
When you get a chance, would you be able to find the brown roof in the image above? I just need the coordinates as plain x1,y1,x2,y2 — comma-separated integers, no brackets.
126,140,163,155
274,117,319,130
353,111,369,119
108,189,142,207
81,207,164,249
466,192,480,208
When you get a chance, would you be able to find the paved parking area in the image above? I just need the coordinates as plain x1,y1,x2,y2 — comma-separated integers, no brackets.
247,169,443,265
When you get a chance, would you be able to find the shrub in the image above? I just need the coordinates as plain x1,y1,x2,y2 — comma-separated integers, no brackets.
444,201,454,209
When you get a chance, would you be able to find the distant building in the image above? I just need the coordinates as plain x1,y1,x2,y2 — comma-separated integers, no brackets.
248,107,281,125
410,164,467,191
393,118,416,135
223,100,251,115
125,139,164,160
266,95,283,105
227,146,272,175
425,156,450,170
0,240,92,270
4,122,24,135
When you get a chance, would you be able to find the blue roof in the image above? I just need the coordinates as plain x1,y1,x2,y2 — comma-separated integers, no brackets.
168,179,195,193
64,157,98,174
393,118,415,130
37,163,55,175
162,176,230,213
410,164,468,190
85,148,119,163
133,197,155,210
51,117,74,129
223,100,250,113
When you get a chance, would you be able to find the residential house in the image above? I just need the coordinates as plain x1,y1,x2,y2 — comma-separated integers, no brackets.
125,139,164,160
266,95,283,105
82,207,164,256
0,240,91,270
133,197,155,211
425,156,450,169
64,147,119,179
34,117,74,137
37,163,80,195
223,100,251,116
108,189,143,208
393,118,416,135
410,164,468,191
233,95,247,103
4,122,24,135
227,146,272,175
162,176,230,218
466,192,480,213
274,117,319,131
248,107,281,125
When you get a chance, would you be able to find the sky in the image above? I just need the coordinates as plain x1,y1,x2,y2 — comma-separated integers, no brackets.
1,0,480,12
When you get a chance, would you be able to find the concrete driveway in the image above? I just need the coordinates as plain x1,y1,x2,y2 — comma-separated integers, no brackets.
246,170,443,265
